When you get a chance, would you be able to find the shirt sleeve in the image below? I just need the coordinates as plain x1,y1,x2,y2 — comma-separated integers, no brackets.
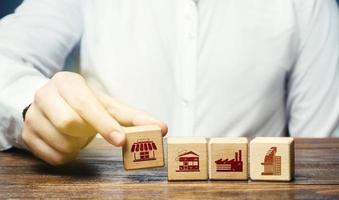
287,0,339,137
0,0,82,150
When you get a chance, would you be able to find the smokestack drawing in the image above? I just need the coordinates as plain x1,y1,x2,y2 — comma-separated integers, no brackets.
214,149,243,172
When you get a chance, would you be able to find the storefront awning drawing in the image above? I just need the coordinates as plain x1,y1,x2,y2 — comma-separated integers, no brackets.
131,139,157,152
130,139,157,162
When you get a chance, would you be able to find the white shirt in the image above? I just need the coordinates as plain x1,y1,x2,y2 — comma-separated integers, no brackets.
0,0,338,150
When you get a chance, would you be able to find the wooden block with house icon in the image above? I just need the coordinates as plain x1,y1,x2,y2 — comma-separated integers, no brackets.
122,125,164,170
167,138,208,181
208,137,248,180
249,137,294,181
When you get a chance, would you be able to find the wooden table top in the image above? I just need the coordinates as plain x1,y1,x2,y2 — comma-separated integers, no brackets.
1,138,339,199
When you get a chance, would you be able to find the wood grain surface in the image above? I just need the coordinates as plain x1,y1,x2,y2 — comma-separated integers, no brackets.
1,138,339,199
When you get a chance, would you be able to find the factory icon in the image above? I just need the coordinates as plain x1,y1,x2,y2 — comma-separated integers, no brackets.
214,150,243,172
261,147,281,175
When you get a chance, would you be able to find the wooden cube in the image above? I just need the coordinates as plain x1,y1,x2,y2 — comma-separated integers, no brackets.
167,138,208,181
208,138,248,180
122,125,164,170
249,137,294,181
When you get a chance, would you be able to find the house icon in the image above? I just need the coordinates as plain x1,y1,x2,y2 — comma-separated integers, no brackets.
176,150,200,172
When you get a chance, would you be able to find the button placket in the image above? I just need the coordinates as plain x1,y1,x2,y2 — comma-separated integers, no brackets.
180,0,198,136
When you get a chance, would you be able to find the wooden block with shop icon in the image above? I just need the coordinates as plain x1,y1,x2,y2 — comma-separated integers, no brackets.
249,137,294,181
122,125,164,170
167,138,208,181
208,137,248,180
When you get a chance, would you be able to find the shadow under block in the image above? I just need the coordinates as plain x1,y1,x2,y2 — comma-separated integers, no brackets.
208,138,248,180
167,138,208,181
122,125,164,170
250,137,294,181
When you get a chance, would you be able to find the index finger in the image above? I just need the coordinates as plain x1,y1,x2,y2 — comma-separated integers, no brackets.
95,90,168,136
53,73,125,146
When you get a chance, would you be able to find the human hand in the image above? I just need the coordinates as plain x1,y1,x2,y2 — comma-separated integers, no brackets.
22,72,167,165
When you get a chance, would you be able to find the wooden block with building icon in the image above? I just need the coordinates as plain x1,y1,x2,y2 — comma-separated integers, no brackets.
167,138,208,181
122,125,164,170
249,137,294,181
208,138,248,180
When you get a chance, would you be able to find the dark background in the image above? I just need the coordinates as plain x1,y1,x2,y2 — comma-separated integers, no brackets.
0,0,22,18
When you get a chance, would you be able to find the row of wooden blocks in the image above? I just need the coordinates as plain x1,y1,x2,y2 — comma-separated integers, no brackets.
122,125,294,181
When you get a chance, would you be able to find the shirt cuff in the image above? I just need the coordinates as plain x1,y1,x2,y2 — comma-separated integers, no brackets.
0,102,28,151
0,55,49,150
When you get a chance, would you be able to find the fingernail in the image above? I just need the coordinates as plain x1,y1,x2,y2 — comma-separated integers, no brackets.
109,131,125,146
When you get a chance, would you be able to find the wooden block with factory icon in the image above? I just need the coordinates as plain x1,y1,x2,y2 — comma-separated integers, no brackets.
249,137,294,181
208,138,248,180
167,138,208,181
122,125,164,170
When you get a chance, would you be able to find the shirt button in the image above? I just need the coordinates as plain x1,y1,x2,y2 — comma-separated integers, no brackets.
190,0,197,7
187,32,195,39
182,99,189,107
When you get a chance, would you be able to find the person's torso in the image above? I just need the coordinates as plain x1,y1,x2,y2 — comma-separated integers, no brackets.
80,0,298,137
